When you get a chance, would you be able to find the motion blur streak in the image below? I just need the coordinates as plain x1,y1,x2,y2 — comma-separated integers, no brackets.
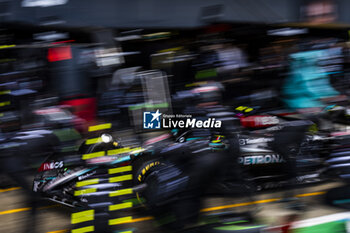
295,191,326,197
0,207,31,215
3,1,350,232
0,186,21,192
0,204,59,215
0,191,326,217
46,230,69,233
200,198,282,212
108,216,154,225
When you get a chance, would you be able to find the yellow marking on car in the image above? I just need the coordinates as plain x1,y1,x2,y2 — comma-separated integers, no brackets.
74,188,97,196
235,106,247,111
0,187,21,192
88,123,112,132
0,44,15,49
109,202,133,211
82,151,105,160
0,90,10,95
109,216,133,225
109,188,133,197
159,46,183,53
71,226,94,233
107,147,132,155
108,147,144,156
109,174,132,183
85,137,102,145
109,166,132,174
71,210,94,224
76,179,99,188
235,106,254,112
0,101,10,107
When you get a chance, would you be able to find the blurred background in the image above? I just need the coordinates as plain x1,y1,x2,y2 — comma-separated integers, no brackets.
3,0,350,232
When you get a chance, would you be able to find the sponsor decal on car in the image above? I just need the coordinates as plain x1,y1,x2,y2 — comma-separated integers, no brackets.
39,161,64,171
239,138,273,145
78,171,97,181
240,115,279,128
238,154,284,165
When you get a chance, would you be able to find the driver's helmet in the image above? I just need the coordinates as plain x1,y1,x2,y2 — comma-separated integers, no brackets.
79,133,122,154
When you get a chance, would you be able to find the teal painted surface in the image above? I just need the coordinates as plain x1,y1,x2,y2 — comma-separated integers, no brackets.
283,50,339,109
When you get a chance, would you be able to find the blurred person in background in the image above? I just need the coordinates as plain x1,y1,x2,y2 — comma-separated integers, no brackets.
277,41,347,209
283,42,346,111
216,42,249,74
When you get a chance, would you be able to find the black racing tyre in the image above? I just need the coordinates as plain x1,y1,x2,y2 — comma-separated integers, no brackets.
132,154,166,184
132,154,169,207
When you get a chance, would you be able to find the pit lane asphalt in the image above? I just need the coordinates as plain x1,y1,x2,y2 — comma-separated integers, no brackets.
0,181,346,233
